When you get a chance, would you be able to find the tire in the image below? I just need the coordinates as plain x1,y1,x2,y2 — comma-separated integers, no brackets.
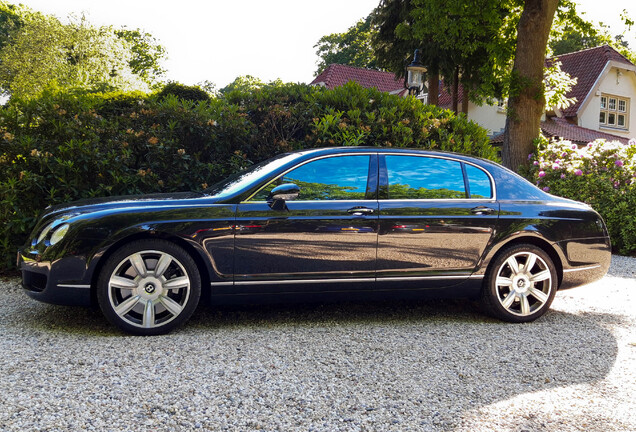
481,244,557,323
97,239,201,335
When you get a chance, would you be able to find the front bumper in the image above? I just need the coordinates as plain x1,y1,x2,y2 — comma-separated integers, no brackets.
17,249,93,306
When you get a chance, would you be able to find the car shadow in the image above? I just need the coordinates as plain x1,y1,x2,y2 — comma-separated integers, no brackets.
11,293,621,430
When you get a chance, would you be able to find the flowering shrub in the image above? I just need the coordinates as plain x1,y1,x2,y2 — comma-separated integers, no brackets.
525,137,636,255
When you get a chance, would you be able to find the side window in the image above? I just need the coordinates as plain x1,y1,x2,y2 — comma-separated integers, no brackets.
385,155,466,199
465,164,493,199
250,155,370,201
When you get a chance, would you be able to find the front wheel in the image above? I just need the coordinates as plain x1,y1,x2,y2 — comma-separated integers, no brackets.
97,239,201,335
481,244,557,323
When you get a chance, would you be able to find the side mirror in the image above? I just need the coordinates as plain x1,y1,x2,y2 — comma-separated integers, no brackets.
267,183,300,211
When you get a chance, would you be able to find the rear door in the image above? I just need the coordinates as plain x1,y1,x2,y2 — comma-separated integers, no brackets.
377,154,499,286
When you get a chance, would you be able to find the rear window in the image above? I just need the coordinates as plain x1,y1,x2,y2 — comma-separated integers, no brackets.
385,155,467,199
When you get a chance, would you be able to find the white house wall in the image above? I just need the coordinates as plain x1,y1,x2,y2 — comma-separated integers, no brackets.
578,65,636,138
466,102,507,136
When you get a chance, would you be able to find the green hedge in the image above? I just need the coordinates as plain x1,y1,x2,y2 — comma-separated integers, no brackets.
523,137,636,255
0,81,497,273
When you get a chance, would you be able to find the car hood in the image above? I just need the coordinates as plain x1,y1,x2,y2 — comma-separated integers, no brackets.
42,191,209,220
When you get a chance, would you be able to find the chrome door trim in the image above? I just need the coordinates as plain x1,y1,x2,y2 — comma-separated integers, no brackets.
212,274,482,286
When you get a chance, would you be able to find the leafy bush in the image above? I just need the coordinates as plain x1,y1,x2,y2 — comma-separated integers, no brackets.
0,82,497,273
524,137,636,255
155,82,211,102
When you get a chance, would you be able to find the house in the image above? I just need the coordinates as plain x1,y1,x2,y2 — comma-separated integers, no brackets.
311,45,636,144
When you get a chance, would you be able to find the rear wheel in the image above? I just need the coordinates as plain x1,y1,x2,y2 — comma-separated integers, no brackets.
481,244,557,323
97,239,201,335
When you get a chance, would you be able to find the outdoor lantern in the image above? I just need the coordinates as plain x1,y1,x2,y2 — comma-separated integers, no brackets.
405,49,427,96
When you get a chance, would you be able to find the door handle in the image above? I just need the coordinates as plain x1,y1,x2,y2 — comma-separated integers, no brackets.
471,206,495,215
348,207,375,216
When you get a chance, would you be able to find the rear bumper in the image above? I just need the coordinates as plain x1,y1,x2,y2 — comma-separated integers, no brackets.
557,236,611,290
17,249,93,306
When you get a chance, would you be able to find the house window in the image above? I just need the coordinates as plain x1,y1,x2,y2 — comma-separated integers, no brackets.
600,94,629,130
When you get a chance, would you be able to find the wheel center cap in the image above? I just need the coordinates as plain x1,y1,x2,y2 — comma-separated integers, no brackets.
144,283,156,294
512,275,530,293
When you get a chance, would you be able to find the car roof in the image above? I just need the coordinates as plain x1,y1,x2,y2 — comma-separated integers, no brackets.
286,146,490,163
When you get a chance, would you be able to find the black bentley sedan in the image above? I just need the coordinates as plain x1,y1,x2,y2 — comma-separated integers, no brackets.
18,147,611,335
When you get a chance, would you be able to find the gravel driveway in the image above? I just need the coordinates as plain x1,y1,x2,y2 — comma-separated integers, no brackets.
1,255,634,432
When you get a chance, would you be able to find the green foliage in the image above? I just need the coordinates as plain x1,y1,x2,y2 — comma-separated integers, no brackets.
524,137,636,255
219,75,268,95
0,2,166,99
372,0,523,103
314,16,380,75
155,82,211,102
0,81,496,272
0,1,23,50
549,5,636,62
543,61,577,111
114,27,166,86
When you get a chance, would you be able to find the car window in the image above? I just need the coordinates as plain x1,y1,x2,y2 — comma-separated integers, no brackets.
385,155,466,199
250,155,371,201
465,164,493,199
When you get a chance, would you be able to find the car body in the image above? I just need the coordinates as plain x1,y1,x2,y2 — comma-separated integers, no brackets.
18,147,611,334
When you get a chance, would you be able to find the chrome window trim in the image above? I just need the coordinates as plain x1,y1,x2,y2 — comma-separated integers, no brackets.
380,152,497,201
378,198,496,203
242,152,377,203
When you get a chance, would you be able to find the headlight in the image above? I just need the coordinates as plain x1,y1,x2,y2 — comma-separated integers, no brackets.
49,224,70,245
37,222,55,244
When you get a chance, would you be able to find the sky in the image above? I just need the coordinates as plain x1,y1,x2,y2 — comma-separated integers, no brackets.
12,0,636,90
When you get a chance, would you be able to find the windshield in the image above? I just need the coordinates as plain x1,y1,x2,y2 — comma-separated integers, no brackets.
203,152,303,198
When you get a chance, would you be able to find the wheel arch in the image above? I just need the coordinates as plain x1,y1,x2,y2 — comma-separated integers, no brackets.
89,231,212,306
482,235,564,288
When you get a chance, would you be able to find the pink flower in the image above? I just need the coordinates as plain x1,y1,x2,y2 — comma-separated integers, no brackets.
571,144,578,149
538,171,546,177
628,138,636,146
574,169,583,176
561,152,567,157
615,160,624,167
528,153,534,160
533,161,539,166
560,173,566,179
542,186,550,192
552,164,559,170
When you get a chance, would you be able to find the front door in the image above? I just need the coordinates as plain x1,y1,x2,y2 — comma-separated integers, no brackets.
233,153,379,291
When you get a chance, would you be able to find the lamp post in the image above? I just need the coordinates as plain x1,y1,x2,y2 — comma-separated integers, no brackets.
405,49,427,96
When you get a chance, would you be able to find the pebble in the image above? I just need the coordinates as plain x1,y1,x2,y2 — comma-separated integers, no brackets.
0,254,634,431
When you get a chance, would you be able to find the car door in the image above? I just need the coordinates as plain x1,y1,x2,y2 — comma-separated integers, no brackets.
377,154,499,286
232,153,379,292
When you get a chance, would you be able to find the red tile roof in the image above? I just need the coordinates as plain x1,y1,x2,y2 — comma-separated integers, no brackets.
437,79,464,109
490,117,630,145
311,64,406,94
548,45,634,118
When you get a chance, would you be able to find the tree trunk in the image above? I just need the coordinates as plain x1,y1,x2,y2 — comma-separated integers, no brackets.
451,67,459,114
502,0,558,171
461,88,469,114
427,72,439,105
